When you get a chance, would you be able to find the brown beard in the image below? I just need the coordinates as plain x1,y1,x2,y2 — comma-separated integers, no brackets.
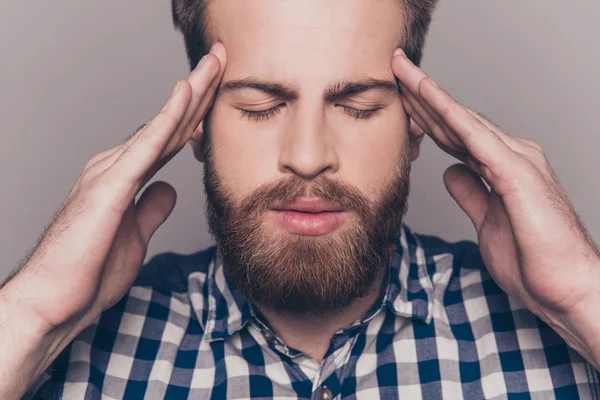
202,124,411,315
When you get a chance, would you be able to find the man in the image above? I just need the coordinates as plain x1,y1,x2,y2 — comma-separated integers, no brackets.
2,0,599,398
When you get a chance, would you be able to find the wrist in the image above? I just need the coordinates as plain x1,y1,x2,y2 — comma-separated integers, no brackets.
541,266,600,370
0,290,46,398
0,283,80,399
0,276,57,337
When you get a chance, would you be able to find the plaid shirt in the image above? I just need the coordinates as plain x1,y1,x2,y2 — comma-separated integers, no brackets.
26,224,600,399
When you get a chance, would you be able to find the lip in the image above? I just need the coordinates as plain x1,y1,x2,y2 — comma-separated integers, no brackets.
270,197,346,236
271,197,345,213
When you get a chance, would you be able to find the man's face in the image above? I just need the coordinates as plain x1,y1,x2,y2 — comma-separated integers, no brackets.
196,0,415,314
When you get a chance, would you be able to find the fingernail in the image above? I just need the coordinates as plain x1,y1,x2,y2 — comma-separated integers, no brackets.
196,55,207,69
394,48,405,57
428,77,439,88
172,81,181,95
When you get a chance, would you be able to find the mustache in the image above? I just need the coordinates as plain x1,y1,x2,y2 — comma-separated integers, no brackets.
240,176,371,215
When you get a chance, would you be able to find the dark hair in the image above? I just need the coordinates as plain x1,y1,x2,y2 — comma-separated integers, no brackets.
171,0,438,70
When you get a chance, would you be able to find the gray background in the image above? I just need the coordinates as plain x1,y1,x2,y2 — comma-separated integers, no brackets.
1,1,598,281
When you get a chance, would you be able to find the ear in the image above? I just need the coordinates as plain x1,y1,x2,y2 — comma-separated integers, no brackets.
408,117,425,161
189,121,206,163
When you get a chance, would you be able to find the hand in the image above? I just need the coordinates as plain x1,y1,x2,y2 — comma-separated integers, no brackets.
1,43,227,335
391,49,600,329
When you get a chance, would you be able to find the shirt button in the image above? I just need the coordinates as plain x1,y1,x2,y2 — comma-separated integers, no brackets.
318,386,333,400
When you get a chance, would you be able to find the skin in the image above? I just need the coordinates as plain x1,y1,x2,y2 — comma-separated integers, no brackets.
195,0,416,201
0,0,599,397
0,47,226,399
189,0,415,361
391,50,600,369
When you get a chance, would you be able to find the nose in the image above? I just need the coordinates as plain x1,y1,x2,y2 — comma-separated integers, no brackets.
278,106,339,180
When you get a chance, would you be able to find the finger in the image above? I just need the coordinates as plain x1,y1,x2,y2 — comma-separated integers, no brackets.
83,122,150,175
466,108,543,158
135,181,177,244
409,118,426,142
169,58,223,161
443,163,491,231
400,84,464,154
455,108,545,177
401,92,470,164
87,80,188,183
393,50,520,170
185,44,228,164
398,77,462,146
401,92,430,136
391,48,429,94
408,84,467,152
465,108,519,149
419,76,522,170
159,52,222,158
140,51,220,189
180,44,226,135
93,44,222,185
394,58,473,163
188,43,227,138
91,47,221,178
107,79,192,187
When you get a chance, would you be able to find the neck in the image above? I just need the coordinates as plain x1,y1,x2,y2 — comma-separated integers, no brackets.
255,264,388,363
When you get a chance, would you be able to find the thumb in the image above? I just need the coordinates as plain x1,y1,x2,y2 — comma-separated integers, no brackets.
443,163,490,231
135,181,177,244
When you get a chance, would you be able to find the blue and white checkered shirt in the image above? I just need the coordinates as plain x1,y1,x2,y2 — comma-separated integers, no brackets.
26,224,600,399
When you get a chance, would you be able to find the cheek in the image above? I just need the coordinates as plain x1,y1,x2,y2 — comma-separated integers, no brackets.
206,98,409,202
207,101,282,200
336,105,409,197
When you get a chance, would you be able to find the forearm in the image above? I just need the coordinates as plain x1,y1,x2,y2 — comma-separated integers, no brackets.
0,281,79,399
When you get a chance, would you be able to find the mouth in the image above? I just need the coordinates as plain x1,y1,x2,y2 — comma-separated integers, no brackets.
269,197,347,236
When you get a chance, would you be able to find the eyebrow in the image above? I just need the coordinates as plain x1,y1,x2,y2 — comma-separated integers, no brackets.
219,77,399,103
324,78,398,102
220,80,299,102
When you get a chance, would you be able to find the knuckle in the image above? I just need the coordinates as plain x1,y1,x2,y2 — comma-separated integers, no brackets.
523,144,547,166
85,178,130,210
84,151,107,170
495,157,546,195
77,179,104,205
473,110,488,120
522,138,544,152
64,174,133,220
134,122,148,135
439,101,455,118
83,158,97,170
530,141,543,152
79,167,97,185
532,147,547,163
125,122,149,142
157,107,181,128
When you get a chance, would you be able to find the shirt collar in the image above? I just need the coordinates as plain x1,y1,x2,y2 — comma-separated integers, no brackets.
194,223,434,343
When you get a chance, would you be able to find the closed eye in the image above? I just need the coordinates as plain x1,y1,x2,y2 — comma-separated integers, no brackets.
238,104,285,122
237,104,383,122
336,105,383,120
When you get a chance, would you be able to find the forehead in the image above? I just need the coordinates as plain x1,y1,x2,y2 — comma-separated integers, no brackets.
210,0,405,84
